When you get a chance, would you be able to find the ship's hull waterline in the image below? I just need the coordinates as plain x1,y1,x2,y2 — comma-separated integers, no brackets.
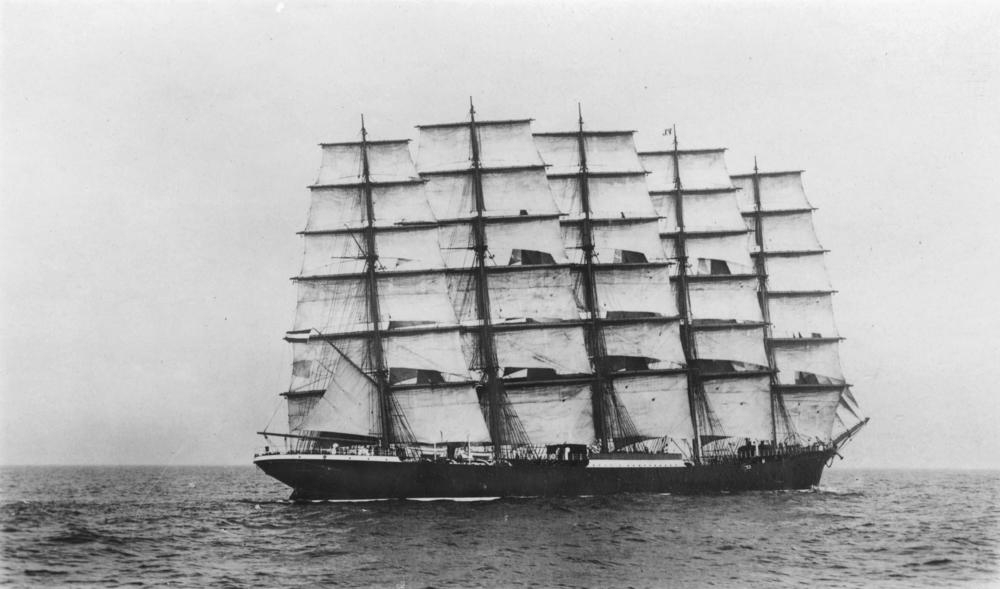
254,451,834,501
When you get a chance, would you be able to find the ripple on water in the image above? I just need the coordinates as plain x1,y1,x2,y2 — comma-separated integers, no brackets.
0,467,998,588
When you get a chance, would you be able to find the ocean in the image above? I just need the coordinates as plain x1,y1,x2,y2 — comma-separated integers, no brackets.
1,466,997,588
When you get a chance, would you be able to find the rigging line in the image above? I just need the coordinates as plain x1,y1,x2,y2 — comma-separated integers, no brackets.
311,328,379,387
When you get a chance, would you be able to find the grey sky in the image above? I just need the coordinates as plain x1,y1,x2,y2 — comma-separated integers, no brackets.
2,0,997,468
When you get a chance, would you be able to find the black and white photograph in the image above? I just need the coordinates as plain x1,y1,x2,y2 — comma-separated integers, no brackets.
1,1,998,587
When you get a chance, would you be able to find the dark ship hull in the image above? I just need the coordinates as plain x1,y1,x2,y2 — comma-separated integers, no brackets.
254,450,834,501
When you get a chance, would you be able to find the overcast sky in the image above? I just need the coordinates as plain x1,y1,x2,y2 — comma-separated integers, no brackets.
2,0,998,469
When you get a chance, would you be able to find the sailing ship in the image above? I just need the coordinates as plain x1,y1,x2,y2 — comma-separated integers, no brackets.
254,104,868,500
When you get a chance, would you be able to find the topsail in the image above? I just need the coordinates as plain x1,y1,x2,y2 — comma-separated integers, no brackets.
276,110,864,460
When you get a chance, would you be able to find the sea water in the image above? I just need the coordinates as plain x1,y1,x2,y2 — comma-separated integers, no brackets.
1,466,997,588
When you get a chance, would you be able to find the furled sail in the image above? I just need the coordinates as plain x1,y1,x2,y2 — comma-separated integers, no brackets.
734,170,852,443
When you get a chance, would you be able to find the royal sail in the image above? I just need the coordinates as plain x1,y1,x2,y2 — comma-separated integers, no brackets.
254,107,867,500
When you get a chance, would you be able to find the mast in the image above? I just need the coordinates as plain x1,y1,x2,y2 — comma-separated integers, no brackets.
669,126,703,462
750,158,781,446
359,115,395,449
574,105,610,452
468,99,506,460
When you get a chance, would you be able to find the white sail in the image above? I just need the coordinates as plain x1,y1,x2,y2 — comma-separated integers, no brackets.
316,141,421,186
462,326,592,376
764,254,831,292
438,218,569,269
651,192,747,234
603,321,685,369
768,294,839,338
301,226,445,277
547,175,658,220
295,274,459,334
694,327,769,369
640,150,733,192
378,274,461,327
687,278,763,323
423,170,558,220
589,266,677,318
505,383,595,445
292,331,470,384
562,221,666,265
773,340,845,385
758,212,822,252
732,172,812,212
446,267,581,324
781,389,842,442
612,373,694,440
384,330,471,381
294,279,368,334
392,386,492,444
287,339,377,437
702,376,773,440
670,233,754,276
534,132,646,176
416,120,544,173
305,186,365,231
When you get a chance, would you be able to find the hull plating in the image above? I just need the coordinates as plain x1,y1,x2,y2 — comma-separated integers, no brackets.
254,452,833,500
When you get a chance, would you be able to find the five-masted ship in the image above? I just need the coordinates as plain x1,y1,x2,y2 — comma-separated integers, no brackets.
254,105,868,500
